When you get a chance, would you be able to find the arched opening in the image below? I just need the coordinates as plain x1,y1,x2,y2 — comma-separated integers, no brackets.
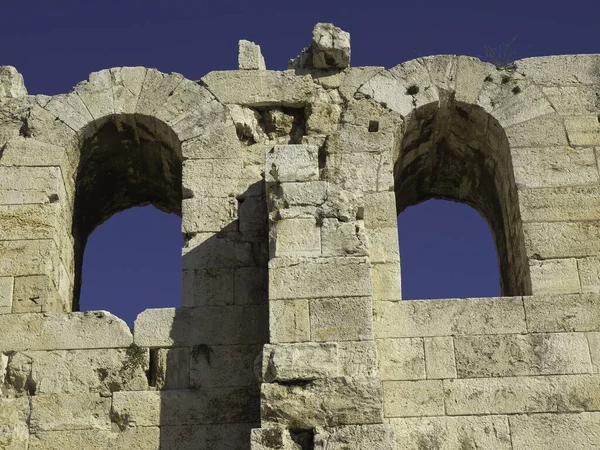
395,98,530,297
73,114,182,313
398,199,501,299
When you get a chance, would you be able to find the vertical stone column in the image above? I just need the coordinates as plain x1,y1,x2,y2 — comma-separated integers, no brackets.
251,144,395,449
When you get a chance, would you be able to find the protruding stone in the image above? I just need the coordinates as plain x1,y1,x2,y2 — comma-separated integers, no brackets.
0,66,27,98
239,40,266,70
312,23,351,69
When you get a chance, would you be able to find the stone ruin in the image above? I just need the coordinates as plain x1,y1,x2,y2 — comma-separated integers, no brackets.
0,22,600,449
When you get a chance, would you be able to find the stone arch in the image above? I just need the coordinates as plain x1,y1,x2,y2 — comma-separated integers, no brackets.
25,67,244,311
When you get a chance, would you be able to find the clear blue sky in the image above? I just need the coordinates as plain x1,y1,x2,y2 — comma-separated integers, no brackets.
2,0,597,325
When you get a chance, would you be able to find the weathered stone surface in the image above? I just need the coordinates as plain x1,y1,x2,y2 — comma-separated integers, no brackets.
0,311,132,351
190,344,260,388
29,427,160,450
0,397,29,449
30,393,111,431
0,166,67,205
424,336,457,379
383,380,444,417
269,299,310,343
524,221,600,259
239,40,266,70
164,423,255,450
153,347,190,390
519,185,600,222
271,218,321,257
338,341,379,378
262,377,383,428
265,145,319,184
0,66,27,98
445,374,600,415
509,412,600,450
589,333,600,374
376,338,425,381
310,296,373,341
315,424,396,450
389,415,512,450
525,293,600,332
529,258,581,295
311,23,351,69
260,343,338,382
454,333,591,377
374,297,526,338
0,276,13,314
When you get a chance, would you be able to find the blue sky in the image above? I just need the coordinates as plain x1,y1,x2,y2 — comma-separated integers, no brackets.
2,0,597,324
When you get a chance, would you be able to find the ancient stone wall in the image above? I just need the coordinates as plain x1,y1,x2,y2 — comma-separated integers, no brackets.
1,23,600,449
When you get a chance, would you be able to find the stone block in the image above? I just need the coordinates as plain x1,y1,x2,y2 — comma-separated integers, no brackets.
261,377,383,428
0,397,29,449
182,267,235,307
0,66,27,98
134,305,268,347
265,145,319,184
373,297,526,338
366,227,400,263
270,181,327,207
445,374,600,415
529,258,581,295
250,427,299,450
182,196,238,233
271,218,321,257
579,256,600,294
306,102,341,134
525,293,600,332
12,275,62,313
511,146,598,188
565,115,600,146
0,276,13,314
377,338,425,381
315,424,396,450
239,40,266,70
182,233,239,270
238,195,267,233
135,69,184,117
505,114,568,148
490,84,555,128
338,341,379,378
424,336,457,379
382,380,444,417
234,267,267,305
0,166,66,206
260,343,338,382
0,311,132,351
311,23,351,69
524,221,600,259
371,263,401,301
543,85,600,115
30,393,111,431
388,415,512,450
310,296,373,341
269,299,310,343
73,69,114,121
28,427,160,450
519,185,600,222
455,56,493,103
320,218,368,257
269,256,371,300
363,192,397,229
589,333,600,374
164,423,255,450
110,66,146,115
517,55,600,85
509,412,600,450
153,347,190,390
454,333,591,378
44,92,93,132
190,343,260,388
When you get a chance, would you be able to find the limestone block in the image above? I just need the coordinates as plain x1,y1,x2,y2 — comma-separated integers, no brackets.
509,412,600,450
454,333,591,378
29,427,160,450
261,377,383,428
542,85,600,115
0,397,29,450
388,415,512,450
524,221,600,259
310,297,373,341
511,146,598,188
73,69,114,121
234,267,267,305
12,275,63,314
155,78,213,126
328,151,391,193
110,66,147,115
320,219,368,257
269,181,327,207
269,299,310,343
371,263,401,301
153,347,190,390
182,196,238,233
182,268,235,307
171,94,235,143
358,73,415,117
164,423,255,450
529,258,581,296
135,69,184,117
269,256,371,300
338,341,379,378
565,115,600,146
0,66,27,98
505,114,568,148
306,101,341,135
524,293,600,332
366,227,400,263
190,344,260,388
239,196,267,233
373,297,526,338
0,311,132,351
519,185,600,222
7,348,148,395
0,276,13,314
23,103,78,149
30,393,111,431
311,23,351,69
517,54,600,85
250,427,301,450
486,84,554,128
579,256,600,294
383,380,444,417
112,387,259,426
455,56,494,104
445,374,600,415
134,305,268,347
43,92,94,132
239,40,266,70
0,166,66,205
363,192,397,229
271,218,321,258
314,424,397,450
265,145,319,184
589,333,600,374
201,70,315,106
376,338,426,381
424,336,457,379
181,232,242,270
260,343,338,382
338,66,384,102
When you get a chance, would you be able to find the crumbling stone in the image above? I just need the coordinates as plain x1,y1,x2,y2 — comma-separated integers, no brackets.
0,66,27,98
239,40,266,70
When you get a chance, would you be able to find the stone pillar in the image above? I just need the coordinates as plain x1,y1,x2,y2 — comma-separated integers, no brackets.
251,143,396,449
